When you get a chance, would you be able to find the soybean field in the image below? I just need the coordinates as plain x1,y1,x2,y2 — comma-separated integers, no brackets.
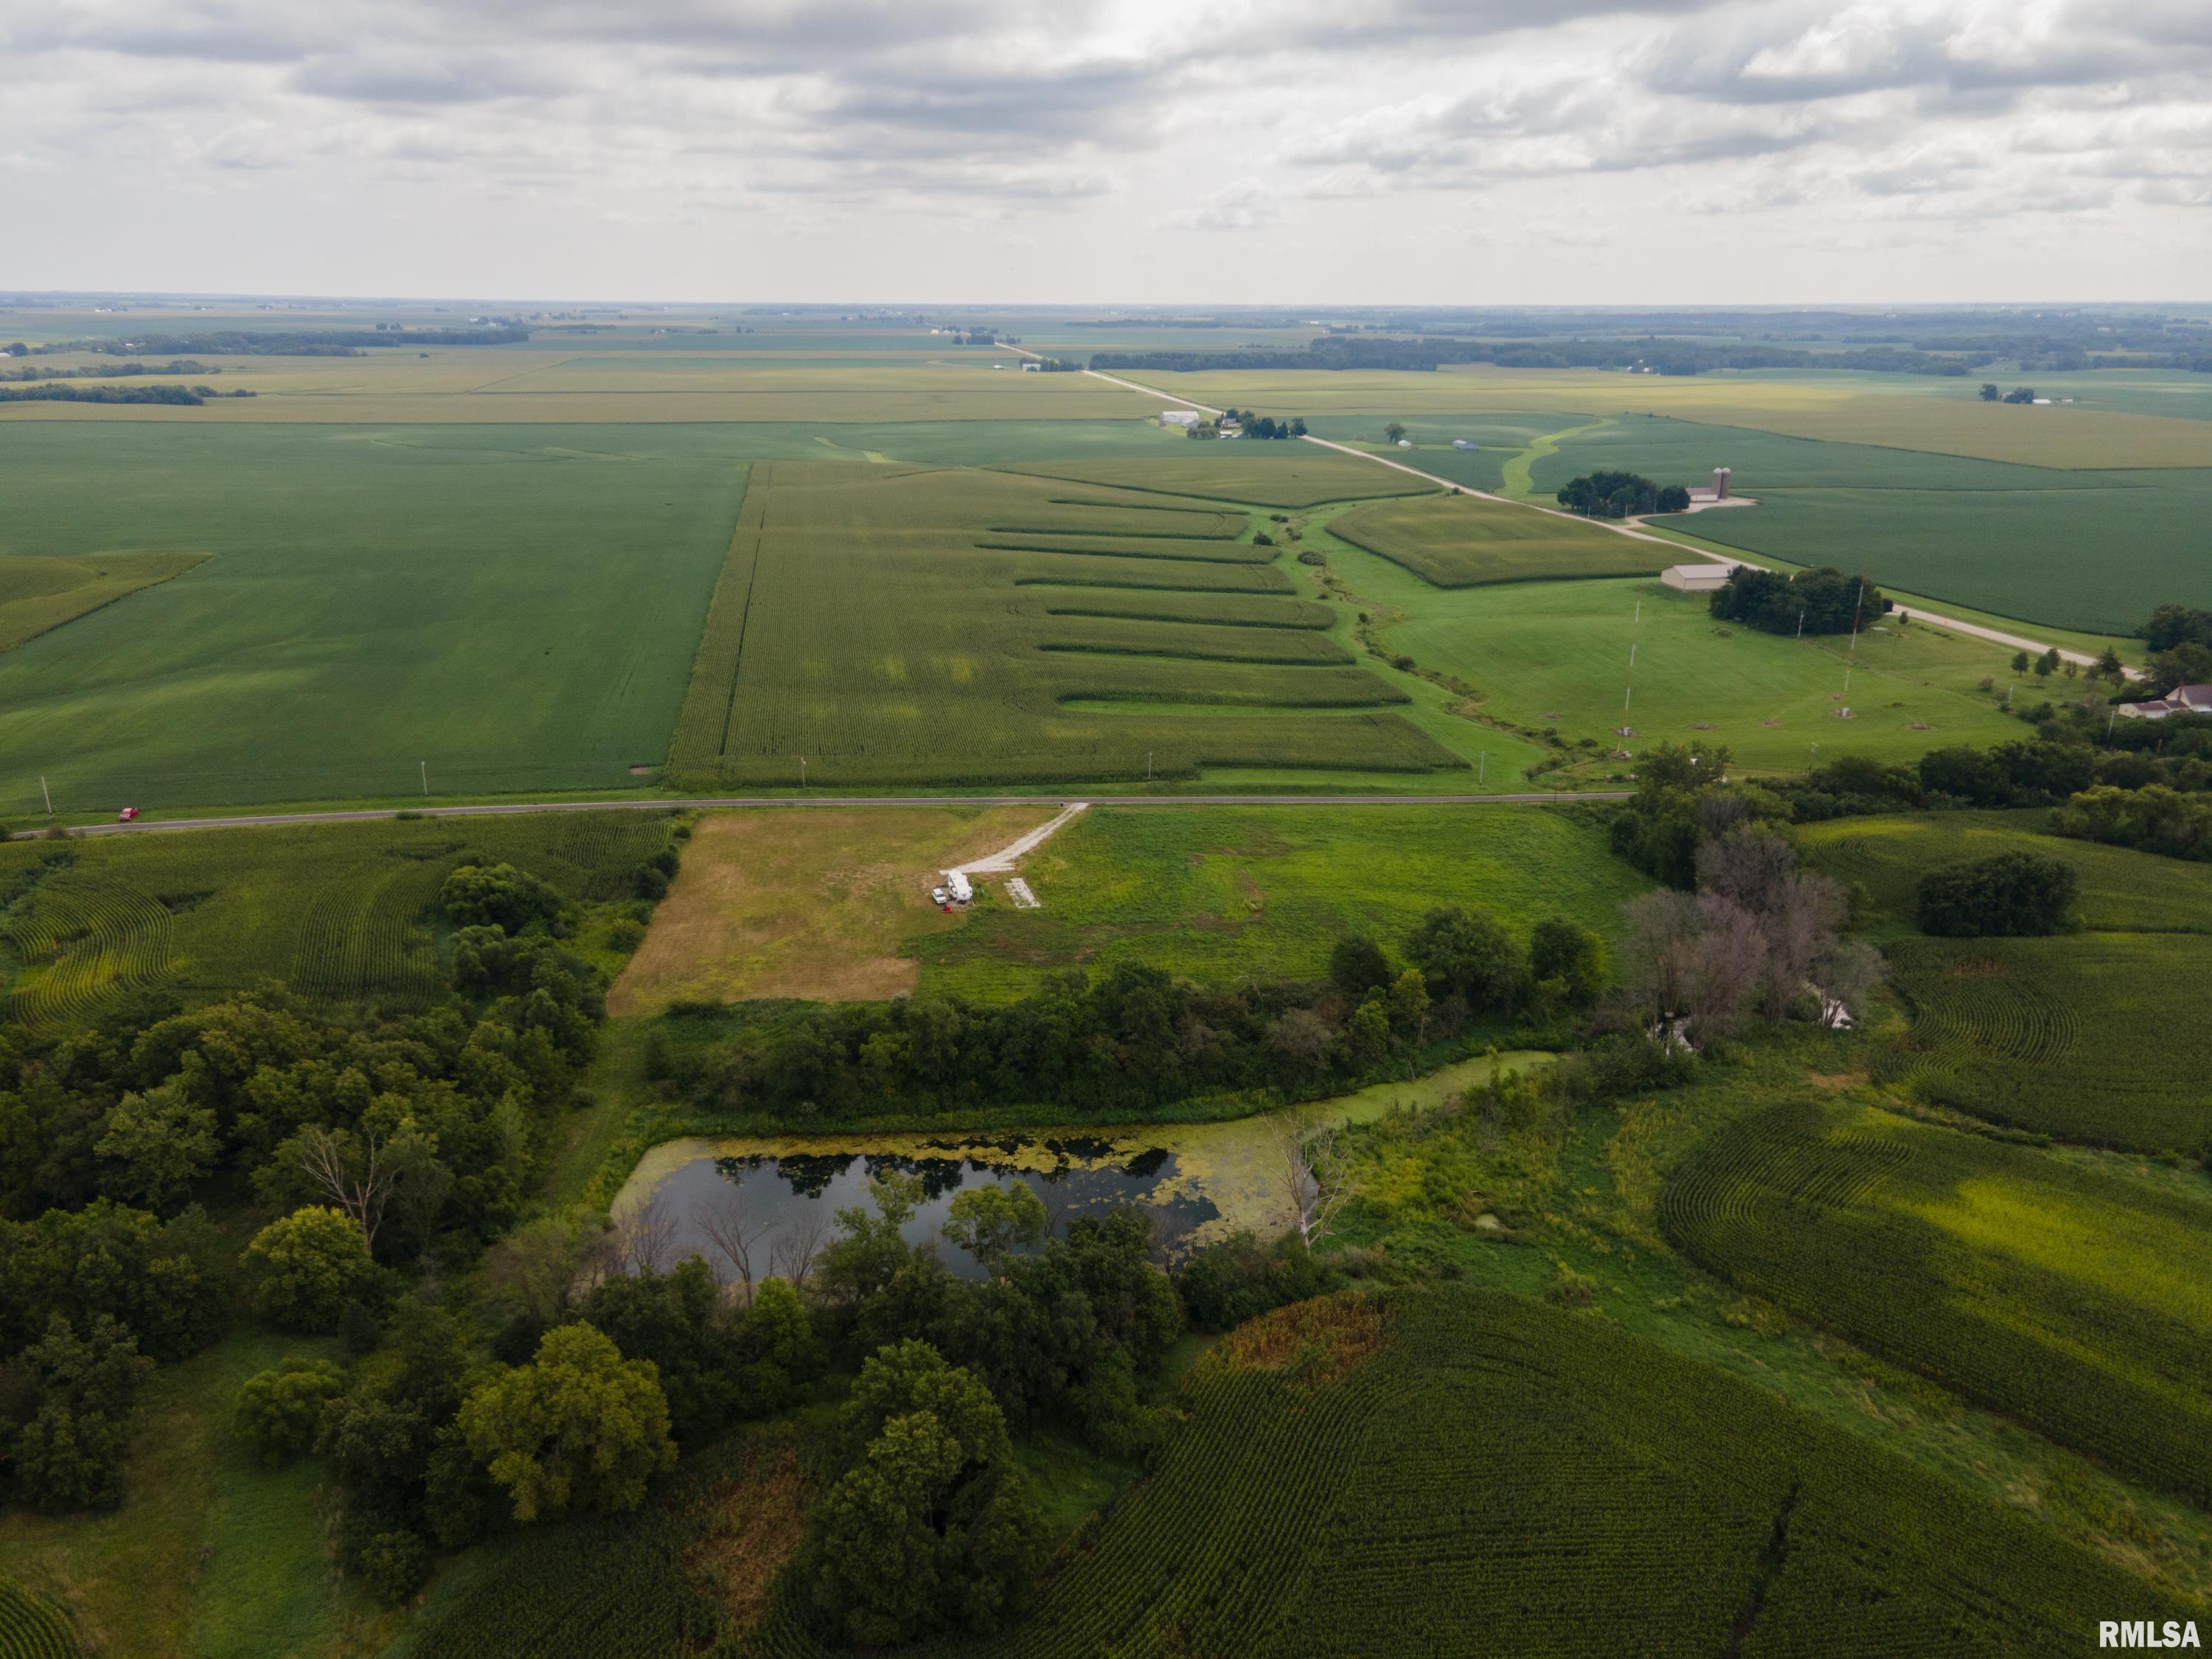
1662,1098,2212,1506
1004,453,1435,509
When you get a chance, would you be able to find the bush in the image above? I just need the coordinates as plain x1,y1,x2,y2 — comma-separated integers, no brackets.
246,1207,378,1333
1175,1232,1337,1332
236,1357,347,1462
1328,934,1392,998
439,862,566,933
1917,852,2079,937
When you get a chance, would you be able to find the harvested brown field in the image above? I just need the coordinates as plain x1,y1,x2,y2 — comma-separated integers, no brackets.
607,805,1054,1012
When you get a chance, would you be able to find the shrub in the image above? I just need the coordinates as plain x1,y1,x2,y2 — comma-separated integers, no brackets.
236,1357,347,1462
1917,851,2079,937
439,862,565,933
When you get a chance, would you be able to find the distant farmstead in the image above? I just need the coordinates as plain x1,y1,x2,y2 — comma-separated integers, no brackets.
2117,684,2212,720
1159,410,1201,428
1661,562,1745,594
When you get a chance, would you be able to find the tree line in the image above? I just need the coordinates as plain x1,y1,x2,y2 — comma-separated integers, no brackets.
1555,470,1690,518
1708,566,1888,636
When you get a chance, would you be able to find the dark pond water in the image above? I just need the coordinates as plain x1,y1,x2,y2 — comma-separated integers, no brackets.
631,1142,1216,1281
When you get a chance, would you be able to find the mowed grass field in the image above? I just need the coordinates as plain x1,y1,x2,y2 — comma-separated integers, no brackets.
0,811,675,1028
608,805,1053,1013
1330,490,1667,587
1797,813,2212,1154
1663,1097,2212,1506
0,425,752,811
915,804,1648,1000
1321,533,2026,775
667,460,1467,788
740,1287,2190,1659
1107,366,2212,468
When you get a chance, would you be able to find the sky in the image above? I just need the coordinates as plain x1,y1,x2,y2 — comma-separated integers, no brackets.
4,0,2211,305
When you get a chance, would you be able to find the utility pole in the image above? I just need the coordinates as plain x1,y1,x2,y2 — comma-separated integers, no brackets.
41,776,53,817
800,756,807,790
1146,751,1153,782
420,761,428,796
1478,752,1486,785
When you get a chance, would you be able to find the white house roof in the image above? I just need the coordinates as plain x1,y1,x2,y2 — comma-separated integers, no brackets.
1669,563,1741,578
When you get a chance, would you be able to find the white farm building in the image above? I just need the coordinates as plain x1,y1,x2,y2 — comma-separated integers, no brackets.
1660,562,1744,594
1159,410,1202,428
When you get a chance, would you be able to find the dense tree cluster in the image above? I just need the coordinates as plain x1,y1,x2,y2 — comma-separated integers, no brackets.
0,857,629,1518
0,383,254,404
1708,566,1885,636
36,327,530,357
1555,471,1690,517
1917,851,2079,936
2051,786,2212,861
675,910,1605,1127
1219,408,1307,439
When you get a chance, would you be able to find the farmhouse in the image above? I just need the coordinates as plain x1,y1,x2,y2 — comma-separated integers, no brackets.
1660,562,1745,593
2116,684,2212,720
1452,439,1479,451
1158,410,1201,428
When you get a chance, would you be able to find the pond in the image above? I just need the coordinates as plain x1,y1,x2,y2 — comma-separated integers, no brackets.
612,1051,1553,1280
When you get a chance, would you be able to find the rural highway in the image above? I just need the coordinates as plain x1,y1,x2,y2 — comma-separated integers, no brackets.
70,792,1632,838
1073,357,2117,673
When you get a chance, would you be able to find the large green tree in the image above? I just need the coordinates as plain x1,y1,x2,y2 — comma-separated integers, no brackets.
246,1206,378,1333
459,1321,675,1523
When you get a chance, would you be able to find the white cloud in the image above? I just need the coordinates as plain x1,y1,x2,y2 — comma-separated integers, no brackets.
1,0,2206,299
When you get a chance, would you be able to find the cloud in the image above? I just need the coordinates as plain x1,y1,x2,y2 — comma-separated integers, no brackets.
1164,179,1281,231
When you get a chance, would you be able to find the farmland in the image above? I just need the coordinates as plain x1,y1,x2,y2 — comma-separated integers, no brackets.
1882,933,2211,1155
1004,453,1433,509
666,461,1465,789
1106,364,2212,468
608,805,1053,1012
0,424,750,813
1319,532,2028,776
914,804,1649,1001
1795,811,2212,1154
1662,1097,2212,1505
0,553,207,653
0,810,675,1025
1330,490,1669,587
723,1289,2188,1659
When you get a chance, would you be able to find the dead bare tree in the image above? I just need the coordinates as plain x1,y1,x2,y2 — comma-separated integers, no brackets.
1686,894,1768,1043
293,1124,406,1253
616,1190,679,1275
1268,1110,1354,1248
692,1189,773,1306
769,1203,829,1289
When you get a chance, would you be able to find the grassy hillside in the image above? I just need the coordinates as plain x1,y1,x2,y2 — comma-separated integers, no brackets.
1663,1097,2212,1505
0,810,676,1026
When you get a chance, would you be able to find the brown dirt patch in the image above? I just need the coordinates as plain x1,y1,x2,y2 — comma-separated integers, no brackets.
684,1441,810,1635
608,805,1051,1014
1807,1071,1869,1090
1211,1292,1387,1390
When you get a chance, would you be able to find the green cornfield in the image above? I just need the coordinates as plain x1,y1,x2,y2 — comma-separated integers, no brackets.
1662,1098,2212,1505
0,1579,79,1659
731,1288,2188,1657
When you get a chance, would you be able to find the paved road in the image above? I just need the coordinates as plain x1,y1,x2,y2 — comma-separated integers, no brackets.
1081,357,2118,675
72,791,1633,838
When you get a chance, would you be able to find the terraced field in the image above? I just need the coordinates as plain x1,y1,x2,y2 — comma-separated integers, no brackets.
1663,1098,2212,1505
723,1289,2190,1658
667,462,1464,788
1330,490,1668,588
0,811,676,1023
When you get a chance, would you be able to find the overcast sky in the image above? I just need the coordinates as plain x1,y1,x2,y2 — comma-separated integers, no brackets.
6,0,2209,305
